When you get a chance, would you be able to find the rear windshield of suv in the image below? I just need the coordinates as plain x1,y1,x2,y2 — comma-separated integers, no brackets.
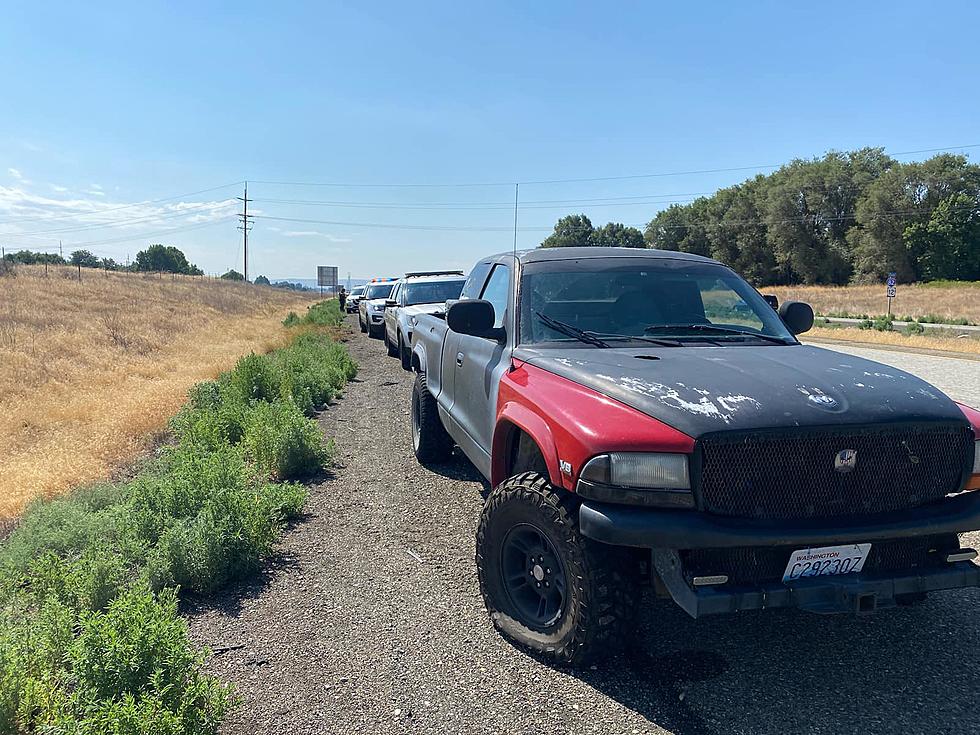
519,258,794,345
364,283,394,299
402,279,465,306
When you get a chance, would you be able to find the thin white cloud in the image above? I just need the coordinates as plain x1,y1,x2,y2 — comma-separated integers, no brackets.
50,184,69,193
282,229,352,243
8,168,23,180
0,183,238,243
89,183,103,191
84,189,106,197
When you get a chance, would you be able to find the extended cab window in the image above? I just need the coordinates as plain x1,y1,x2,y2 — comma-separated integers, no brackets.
480,264,510,329
461,261,492,300
519,258,793,345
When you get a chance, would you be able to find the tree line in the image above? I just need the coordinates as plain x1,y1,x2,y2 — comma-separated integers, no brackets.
2,244,307,288
540,149,980,285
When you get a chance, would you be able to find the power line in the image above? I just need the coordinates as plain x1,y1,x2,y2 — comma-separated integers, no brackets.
2,217,236,250
251,202,979,235
248,144,979,189
0,181,243,224
1,199,237,238
249,193,706,210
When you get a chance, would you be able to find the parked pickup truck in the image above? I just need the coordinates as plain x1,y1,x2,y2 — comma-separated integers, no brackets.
409,246,980,665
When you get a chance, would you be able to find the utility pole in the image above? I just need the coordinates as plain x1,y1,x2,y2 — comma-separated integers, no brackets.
237,181,254,283
59,240,63,259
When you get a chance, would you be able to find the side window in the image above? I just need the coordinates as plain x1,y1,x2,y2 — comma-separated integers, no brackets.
480,264,510,329
391,283,402,305
460,262,492,300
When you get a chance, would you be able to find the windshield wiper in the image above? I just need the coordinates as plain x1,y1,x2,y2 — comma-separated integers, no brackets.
590,333,683,347
644,323,791,345
536,313,609,348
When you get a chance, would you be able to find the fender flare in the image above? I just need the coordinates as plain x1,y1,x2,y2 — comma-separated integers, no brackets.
492,401,562,489
411,343,427,373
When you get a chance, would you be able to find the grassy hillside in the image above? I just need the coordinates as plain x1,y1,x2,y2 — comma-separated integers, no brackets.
0,265,316,518
766,281,980,324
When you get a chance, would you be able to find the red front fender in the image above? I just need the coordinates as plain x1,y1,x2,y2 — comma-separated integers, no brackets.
493,361,695,491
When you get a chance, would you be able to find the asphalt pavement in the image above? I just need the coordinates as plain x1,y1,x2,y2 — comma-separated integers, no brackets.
188,326,980,735
811,341,979,406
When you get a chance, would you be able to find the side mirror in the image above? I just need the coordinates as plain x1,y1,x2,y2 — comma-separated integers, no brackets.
447,299,504,340
763,294,779,310
385,299,397,308
779,300,814,335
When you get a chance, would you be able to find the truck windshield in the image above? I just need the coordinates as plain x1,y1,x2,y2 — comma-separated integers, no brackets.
519,258,795,346
402,279,465,306
364,283,394,300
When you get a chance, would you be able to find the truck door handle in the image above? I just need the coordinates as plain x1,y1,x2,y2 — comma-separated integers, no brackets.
456,352,464,367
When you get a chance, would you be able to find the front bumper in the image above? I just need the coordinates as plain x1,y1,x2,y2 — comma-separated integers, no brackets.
579,491,980,549
652,548,980,617
579,493,980,617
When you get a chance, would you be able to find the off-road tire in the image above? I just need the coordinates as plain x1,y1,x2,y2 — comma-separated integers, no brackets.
411,372,453,464
359,314,367,333
476,472,638,667
399,334,412,371
386,329,399,357
368,323,382,339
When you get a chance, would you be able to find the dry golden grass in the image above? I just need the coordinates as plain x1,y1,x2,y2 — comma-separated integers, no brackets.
0,265,316,518
766,282,980,323
805,326,980,356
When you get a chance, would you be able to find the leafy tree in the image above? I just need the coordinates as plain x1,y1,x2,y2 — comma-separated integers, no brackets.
69,250,101,268
540,214,594,248
763,149,894,284
254,274,271,286
904,192,980,281
221,270,245,281
592,222,645,248
4,250,66,265
850,154,980,282
134,244,202,275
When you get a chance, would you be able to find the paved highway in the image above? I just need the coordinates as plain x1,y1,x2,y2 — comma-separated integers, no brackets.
811,341,980,406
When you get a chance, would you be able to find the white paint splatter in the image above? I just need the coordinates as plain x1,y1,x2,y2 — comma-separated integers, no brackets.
602,376,762,424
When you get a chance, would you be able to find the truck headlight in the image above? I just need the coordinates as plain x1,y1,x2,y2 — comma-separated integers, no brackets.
576,452,694,508
967,440,980,491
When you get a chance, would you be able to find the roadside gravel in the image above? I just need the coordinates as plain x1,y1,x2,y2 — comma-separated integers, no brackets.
188,323,980,735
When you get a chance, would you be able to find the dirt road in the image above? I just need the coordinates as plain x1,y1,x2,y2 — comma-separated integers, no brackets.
189,325,980,735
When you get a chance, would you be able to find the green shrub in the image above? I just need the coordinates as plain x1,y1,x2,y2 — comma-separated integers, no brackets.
242,401,330,481
858,318,873,330
0,326,354,731
872,314,893,331
282,299,345,328
904,320,926,335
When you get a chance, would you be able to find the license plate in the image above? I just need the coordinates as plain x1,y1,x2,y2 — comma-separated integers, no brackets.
782,543,871,583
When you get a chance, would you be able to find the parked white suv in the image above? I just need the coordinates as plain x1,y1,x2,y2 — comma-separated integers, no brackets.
358,279,397,337
383,271,465,369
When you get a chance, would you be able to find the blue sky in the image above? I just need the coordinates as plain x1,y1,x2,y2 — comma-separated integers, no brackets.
1,1,978,280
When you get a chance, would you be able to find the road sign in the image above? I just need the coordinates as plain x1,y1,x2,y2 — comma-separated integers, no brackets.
886,272,897,287
886,284,897,298
885,272,897,314
317,266,339,289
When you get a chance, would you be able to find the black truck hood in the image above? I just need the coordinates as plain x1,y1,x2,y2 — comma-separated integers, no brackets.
515,344,967,438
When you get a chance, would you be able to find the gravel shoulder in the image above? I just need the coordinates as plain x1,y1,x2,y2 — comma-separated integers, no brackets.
188,323,980,735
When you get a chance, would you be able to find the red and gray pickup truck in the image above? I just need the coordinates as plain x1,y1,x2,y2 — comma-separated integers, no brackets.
408,247,980,665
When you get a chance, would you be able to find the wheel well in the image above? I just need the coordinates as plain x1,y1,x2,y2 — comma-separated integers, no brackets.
507,427,549,480
411,352,422,372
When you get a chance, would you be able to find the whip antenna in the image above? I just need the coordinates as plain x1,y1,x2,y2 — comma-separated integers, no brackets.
510,182,519,363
